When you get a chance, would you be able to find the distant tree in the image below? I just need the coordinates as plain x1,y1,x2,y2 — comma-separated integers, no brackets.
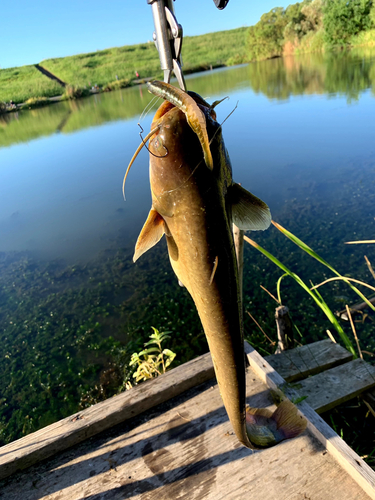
300,0,324,33
323,0,373,45
247,7,288,61
283,0,324,41
370,3,375,26
283,2,309,41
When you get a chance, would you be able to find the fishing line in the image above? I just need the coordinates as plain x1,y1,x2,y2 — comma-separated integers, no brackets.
208,101,239,148
122,125,161,200
138,95,160,123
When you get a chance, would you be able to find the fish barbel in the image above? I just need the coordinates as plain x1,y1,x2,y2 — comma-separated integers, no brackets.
128,82,307,448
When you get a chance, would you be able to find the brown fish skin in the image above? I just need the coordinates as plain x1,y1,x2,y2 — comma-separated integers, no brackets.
153,105,250,446
132,91,308,448
134,100,256,447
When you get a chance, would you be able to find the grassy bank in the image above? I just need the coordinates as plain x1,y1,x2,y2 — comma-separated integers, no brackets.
0,65,64,105
0,28,247,107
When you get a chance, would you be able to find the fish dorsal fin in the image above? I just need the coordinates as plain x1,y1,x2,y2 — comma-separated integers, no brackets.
228,183,271,231
133,209,165,262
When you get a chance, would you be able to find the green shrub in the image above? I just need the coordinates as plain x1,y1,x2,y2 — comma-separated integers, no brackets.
323,0,373,46
296,28,326,53
247,8,288,61
103,78,132,91
63,85,90,100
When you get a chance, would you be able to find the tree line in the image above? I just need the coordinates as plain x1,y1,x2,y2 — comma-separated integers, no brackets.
247,0,375,61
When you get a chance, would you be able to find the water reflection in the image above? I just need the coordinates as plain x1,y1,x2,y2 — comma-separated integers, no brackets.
247,50,375,101
1,47,375,149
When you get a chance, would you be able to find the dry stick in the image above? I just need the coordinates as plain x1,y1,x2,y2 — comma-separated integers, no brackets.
365,255,375,282
260,284,280,304
246,311,275,346
336,297,375,320
345,240,375,244
362,399,375,419
326,329,337,343
274,305,294,353
311,276,375,293
346,304,363,360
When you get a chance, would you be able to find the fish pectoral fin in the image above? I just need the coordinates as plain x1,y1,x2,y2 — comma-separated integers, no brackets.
228,183,271,231
133,209,165,262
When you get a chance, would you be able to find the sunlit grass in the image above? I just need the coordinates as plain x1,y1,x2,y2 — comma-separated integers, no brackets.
244,221,375,356
0,65,63,104
0,28,248,107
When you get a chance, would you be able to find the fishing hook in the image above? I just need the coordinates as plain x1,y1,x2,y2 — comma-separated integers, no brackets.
138,123,168,159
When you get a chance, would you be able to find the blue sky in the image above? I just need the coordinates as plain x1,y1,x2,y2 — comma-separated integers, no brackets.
1,1,291,69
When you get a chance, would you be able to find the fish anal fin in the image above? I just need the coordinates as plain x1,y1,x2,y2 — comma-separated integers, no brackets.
133,209,165,262
229,183,271,231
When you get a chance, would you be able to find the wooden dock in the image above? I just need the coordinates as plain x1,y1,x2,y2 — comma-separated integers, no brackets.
1,339,375,499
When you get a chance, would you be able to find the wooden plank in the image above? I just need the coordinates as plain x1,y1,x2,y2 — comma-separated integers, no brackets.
245,341,375,500
0,366,371,499
296,358,375,414
265,339,353,382
0,351,214,481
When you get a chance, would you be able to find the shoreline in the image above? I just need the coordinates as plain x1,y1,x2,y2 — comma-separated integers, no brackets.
1,65,227,114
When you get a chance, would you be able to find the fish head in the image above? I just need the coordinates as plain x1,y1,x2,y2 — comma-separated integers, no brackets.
148,94,232,219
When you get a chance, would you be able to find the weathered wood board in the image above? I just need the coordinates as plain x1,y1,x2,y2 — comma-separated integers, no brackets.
2,339,375,488
0,362,372,500
295,358,375,414
245,343,375,499
0,351,215,481
265,339,353,382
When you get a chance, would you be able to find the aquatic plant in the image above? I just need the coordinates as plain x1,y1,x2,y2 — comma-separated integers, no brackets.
245,221,375,356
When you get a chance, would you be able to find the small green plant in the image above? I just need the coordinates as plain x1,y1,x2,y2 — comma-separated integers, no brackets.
128,327,176,385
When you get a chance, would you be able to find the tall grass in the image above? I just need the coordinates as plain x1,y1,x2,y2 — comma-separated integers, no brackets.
0,28,248,107
245,221,375,356
41,44,161,89
0,66,64,104
41,29,248,89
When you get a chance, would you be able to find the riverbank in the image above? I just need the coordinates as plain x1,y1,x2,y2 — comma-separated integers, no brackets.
0,27,247,110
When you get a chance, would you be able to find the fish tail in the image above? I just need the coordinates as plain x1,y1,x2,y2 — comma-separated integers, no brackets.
272,399,307,441
245,397,307,447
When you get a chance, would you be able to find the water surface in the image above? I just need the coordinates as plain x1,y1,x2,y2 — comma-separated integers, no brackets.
1,48,375,443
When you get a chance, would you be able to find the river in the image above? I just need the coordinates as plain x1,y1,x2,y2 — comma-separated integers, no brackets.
1,48,375,443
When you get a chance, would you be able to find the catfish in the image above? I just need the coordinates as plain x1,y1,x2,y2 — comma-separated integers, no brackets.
127,81,306,448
